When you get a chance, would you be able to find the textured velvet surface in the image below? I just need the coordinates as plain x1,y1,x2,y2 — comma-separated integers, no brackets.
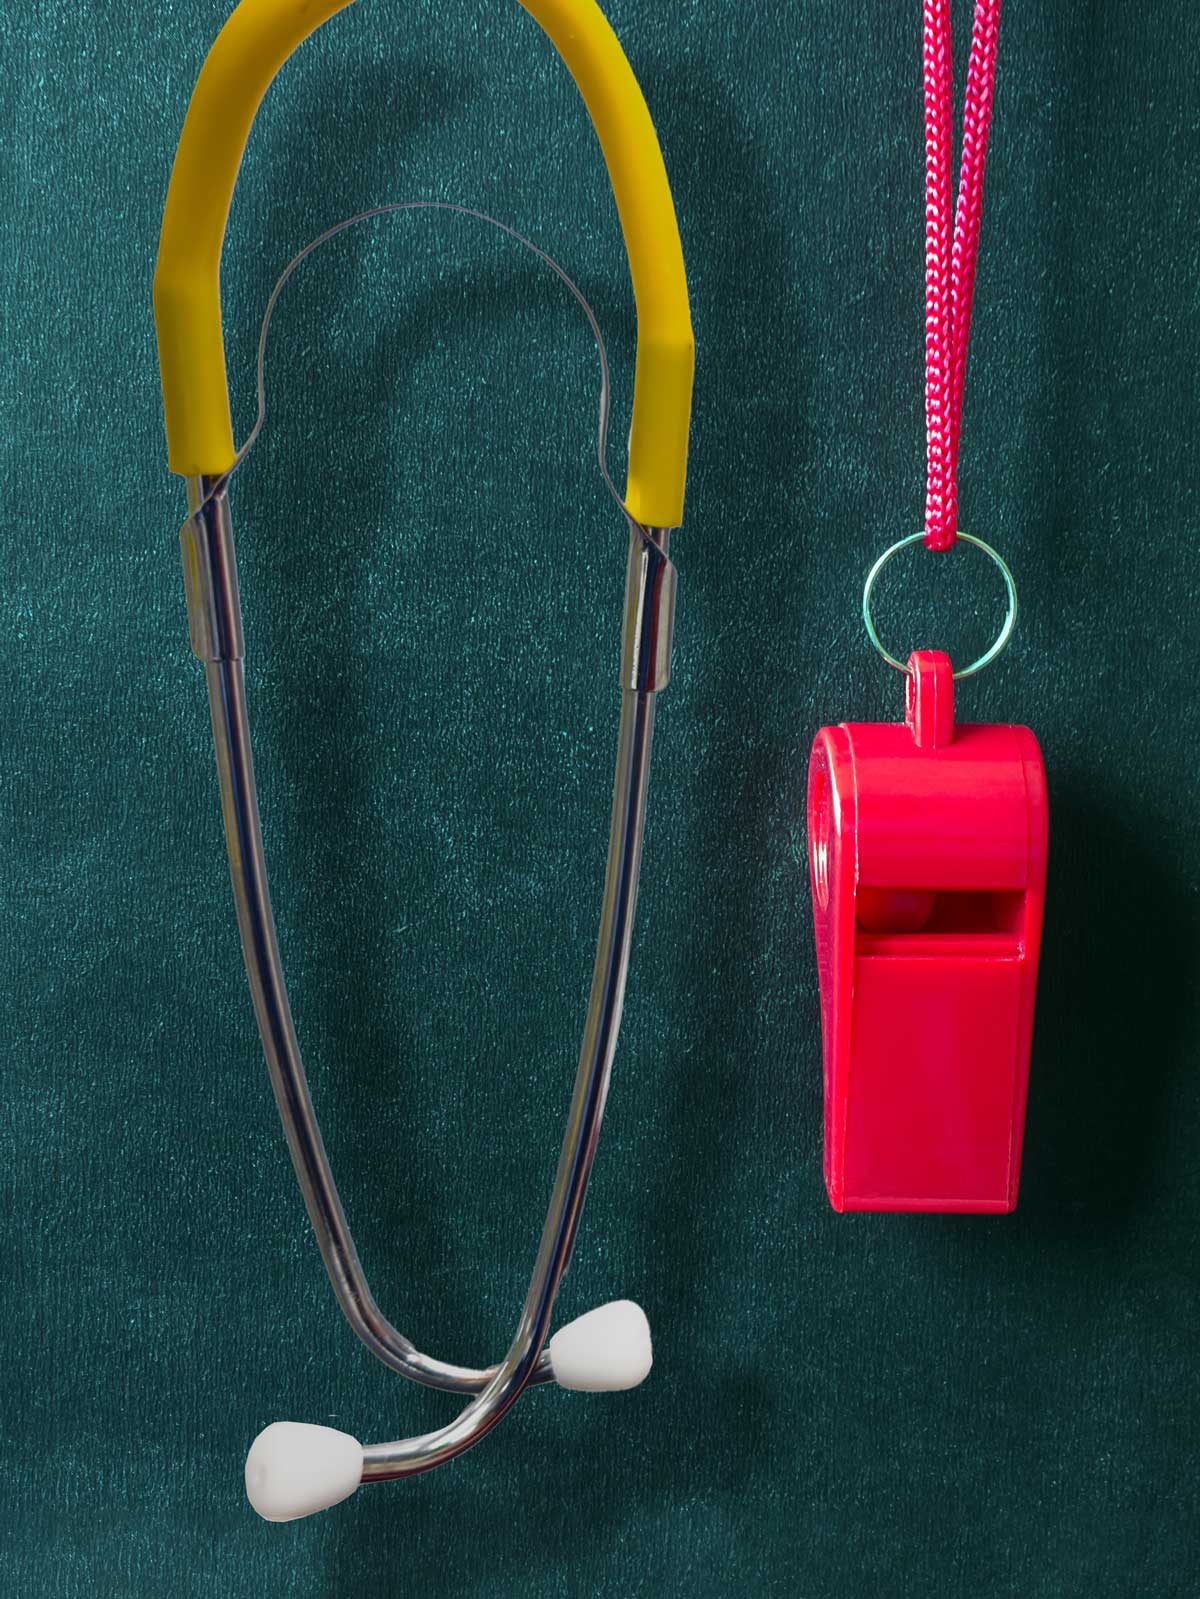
3,2,1198,1593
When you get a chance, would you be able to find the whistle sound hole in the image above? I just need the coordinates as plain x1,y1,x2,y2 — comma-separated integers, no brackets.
810,766,831,910
855,889,1025,936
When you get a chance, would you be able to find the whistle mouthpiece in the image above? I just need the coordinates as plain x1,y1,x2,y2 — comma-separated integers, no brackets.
549,1300,653,1392
245,1421,363,1522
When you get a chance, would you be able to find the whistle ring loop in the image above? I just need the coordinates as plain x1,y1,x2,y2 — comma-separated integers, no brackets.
862,532,1018,681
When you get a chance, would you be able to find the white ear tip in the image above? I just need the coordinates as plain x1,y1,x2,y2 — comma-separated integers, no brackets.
549,1299,653,1392
245,1422,363,1522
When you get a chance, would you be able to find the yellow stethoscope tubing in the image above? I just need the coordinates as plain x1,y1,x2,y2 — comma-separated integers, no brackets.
153,0,694,528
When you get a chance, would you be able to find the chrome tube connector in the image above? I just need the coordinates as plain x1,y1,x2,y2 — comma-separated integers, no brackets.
181,480,243,663
620,526,675,693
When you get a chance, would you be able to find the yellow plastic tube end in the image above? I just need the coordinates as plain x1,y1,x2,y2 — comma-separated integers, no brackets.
153,0,356,477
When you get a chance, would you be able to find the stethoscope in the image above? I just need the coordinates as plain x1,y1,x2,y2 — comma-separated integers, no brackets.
154,0,693,1521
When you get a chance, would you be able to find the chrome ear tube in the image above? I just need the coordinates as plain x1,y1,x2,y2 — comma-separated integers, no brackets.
155,0,692,1520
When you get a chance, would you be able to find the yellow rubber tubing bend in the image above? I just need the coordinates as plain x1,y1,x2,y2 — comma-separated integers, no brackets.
153,0,694,528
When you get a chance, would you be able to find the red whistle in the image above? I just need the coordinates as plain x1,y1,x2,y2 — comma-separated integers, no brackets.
807,651,1048,1213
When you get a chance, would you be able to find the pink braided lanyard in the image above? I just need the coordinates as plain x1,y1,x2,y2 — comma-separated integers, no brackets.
922,0,1001,552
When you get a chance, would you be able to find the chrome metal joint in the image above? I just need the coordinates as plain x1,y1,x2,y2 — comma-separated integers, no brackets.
620,526,675,693
181,478,244,663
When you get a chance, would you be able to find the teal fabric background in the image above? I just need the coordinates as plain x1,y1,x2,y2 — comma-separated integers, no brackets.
2,1,1198,1593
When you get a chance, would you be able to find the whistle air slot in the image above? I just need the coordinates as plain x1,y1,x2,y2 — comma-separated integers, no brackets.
854,888,1026,944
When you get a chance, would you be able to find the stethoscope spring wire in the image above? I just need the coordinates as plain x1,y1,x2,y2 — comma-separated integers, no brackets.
190,199,648,549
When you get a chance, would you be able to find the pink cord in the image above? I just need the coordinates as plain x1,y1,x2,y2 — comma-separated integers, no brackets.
923,0,1001,551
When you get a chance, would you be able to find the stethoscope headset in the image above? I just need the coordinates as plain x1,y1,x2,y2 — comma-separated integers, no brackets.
154,0,693,1521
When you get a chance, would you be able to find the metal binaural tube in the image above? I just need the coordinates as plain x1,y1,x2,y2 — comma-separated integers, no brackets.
185,474,553,1395
182,476,673,1472
360,572,663,1477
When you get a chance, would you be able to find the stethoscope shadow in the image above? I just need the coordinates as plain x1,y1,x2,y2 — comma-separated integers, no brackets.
235,47,816,1587
338,57,827,1568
